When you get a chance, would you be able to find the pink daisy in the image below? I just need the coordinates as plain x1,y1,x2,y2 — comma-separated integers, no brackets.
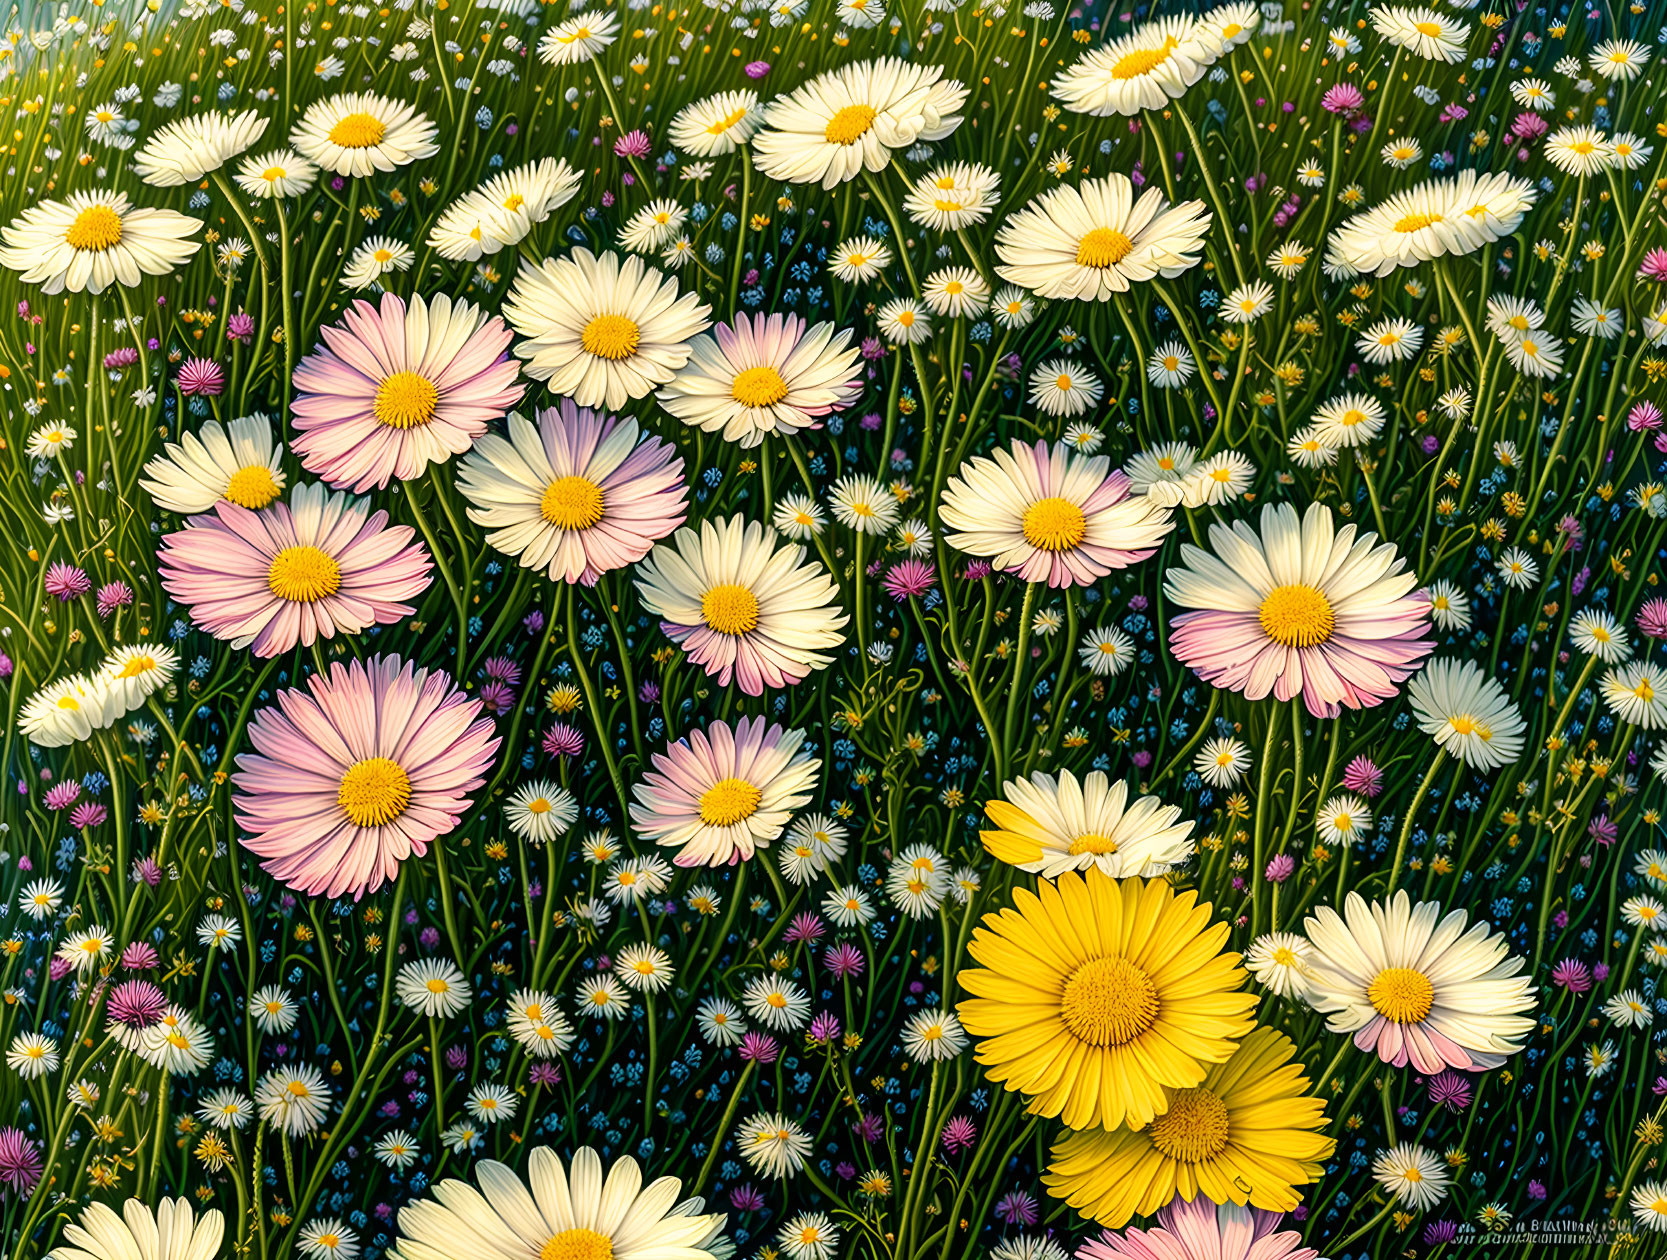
233,655,499,900
1082,1198,1320,1260
629,716,820,866
160,483,432,658
939,438,1174,587
1164,501,1433,718
456,400,687,585
292,292,523,491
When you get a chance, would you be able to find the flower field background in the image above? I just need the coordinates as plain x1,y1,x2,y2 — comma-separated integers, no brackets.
3,0,1667,1256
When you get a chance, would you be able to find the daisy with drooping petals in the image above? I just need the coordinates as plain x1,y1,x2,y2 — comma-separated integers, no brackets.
133,109,268,185
629,716,821,866
141,413,286,514
1304,890,1535,1073
1407,658,1525,769
427,158,582,262
957,870,1257,1133
97,645,179,713
0,190,202,295
1601,661,1667,729
158,483,432,658
1050,15,1219,116
457,401,687,586
1164,501,1434,718
996,176,1211,302
750,58,968,189
1044,1027,1334,1229
634,515,847,695
902,161,1000,231
386,1146,727,1260
290,92,439,177
18,675,116,748
52,1199,223,1260
505,248,711,411
233,655,499,900
669,90,765,157
659,313,862,448
1078,1182,1323,1260
940,438,1174,588
1369,5,1469,62
1323,171,1536,277
292,293,522,492
980,770,1194,879
536,10,622,65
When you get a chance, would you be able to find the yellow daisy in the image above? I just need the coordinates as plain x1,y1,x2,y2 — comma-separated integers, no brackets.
956,869,1256,1132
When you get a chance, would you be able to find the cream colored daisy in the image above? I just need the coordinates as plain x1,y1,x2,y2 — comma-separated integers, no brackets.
0,190,201,295
289,92,439,177
669,90,764,157
133,109,269,185
140,414,286,515
1050,15,1219,116
981,769,1194,878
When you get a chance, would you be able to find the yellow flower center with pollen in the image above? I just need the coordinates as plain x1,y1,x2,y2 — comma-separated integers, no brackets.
1638,679,1658,703
64,204,123,252
1413,20,1443,35
337,757,412,828
1076,227,1135,268
708,106,750,135
1340,409,1368,428
1022,496,1087,552
374,371,440,430
540,1229,614,1260
426,978,450,994
699,777,762,827
527,798,552,815
327,111,387,148
732,364,791,408
1368,966,1435,1024
267,545,342,603
1393,211,1443,233
1146,1087,1232,1163
581,313,641,361
115,654,157,679
1059,955,1159,1046
702,583,761,635
541,475,606,530
1067,832,1119,856
225,464,282,509
1258,583,1336,648
502,193,526,212
824,104,877,145
1110,37,1179,79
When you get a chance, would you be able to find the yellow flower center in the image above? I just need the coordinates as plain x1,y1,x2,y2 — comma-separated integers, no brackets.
225,463,282,509
502,193,526,212
701,582,761,635
373,371,440,430
1637,679,1658,703
1067,832,1119,856
824,104,877,145
262,166,289,183
540,475,606,530
934,198,966,213
732,364,791,408
114,654,157,679
1110,37,1179,79
1258,583,1335,647
1146,1087,1232,1163
528,798,552,815
65,204,123,252
267,545,342,603
699,776,762,827
1059,955,1159,1047
540,1229,614,1260
337,756,412,828
1272,947,1297,966
1076,227,1135,268
1393,211,1443,233
1367,966,1435,1024
1340,409,1368,428
425,978,450,994
1022,496,1087,552
581,313,641,361
327,111,387,148
707,106,749,135
1056,373,1074,391
1413,20,1443,36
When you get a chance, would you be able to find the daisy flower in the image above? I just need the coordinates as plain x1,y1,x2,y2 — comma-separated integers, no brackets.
1372,1142,1450,1208
158,482,431,658
505,989,575,1057
256,1066,332,1136
1369,6,1469,62
504,781,579,845
233,655,498,900
1245,932,1316,1001
290,92,438,176
751,57,967,189
1050,15,1219,116
505,248,712,412
292,292,522,491
1425,579,1472,631
1310,392,1386,449
940,438,1173,587
903,162,1000,231
426,158,581,262
234,147,320,199
1315,793,1372,847
634,515,847,694
536,10,621,64
669,90,764,157
828,474,901,534
1078,626,1136,677
0,190,201,295
876,298,932,343
1164,501,1433,717
737,1113,813,1178
1028,360,1103,417
1195,737,1252,787
921,267,991,318
629,716,820,866
1305,890,1535,1072
1602,661,1667,728
140,413,286,514
829,235,891,282
52,1201,223,1260
901,1009,968,1063
1406,658,1526,770
133,109,268,185
395,959,473,1018
980,769,1194,879
342,236,414,290
1220,280,1274,323
457,401,687,585
659,312,862,447
996,175,1211,300
1571,609,1631,662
